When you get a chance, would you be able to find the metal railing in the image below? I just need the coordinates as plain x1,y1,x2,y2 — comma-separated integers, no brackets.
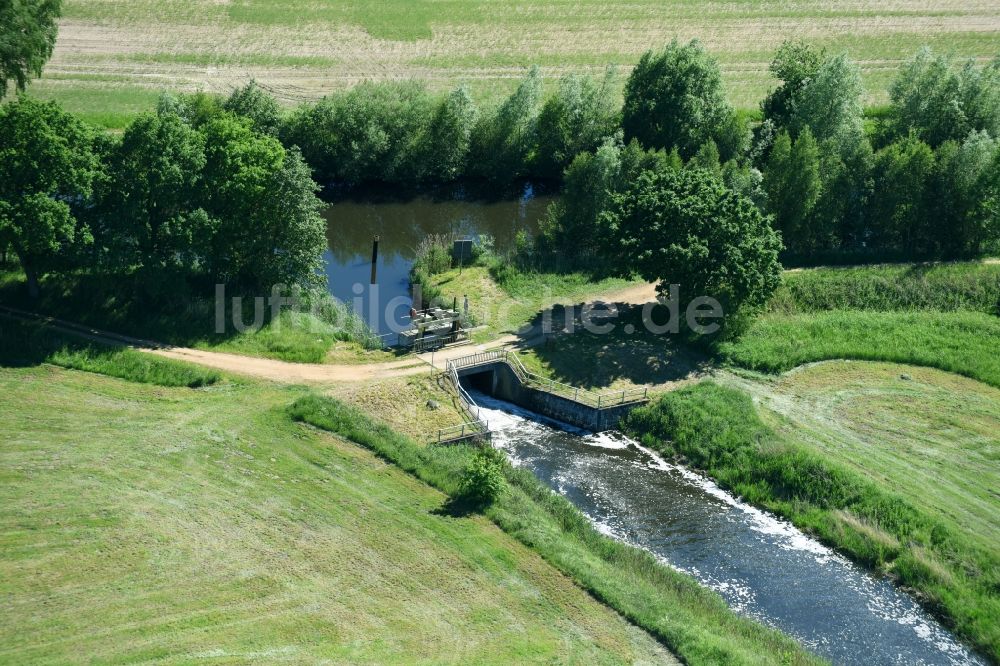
447,349,648,409
436,360,491,444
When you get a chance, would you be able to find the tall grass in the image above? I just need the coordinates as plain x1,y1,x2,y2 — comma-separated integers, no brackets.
0,318,219,388
771,262,1000,314
288,394,821,665
624,383,1000,662
718,310,1000,388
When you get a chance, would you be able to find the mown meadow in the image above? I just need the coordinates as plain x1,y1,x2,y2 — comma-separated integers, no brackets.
0,364,679,664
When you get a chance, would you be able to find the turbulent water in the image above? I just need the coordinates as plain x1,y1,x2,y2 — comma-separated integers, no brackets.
469,390,983,666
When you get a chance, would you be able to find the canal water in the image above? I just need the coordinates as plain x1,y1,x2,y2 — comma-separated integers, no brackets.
469,390,983,666
322,189,553,333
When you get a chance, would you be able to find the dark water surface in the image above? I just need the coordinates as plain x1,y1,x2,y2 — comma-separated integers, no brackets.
322,190,554,333
470,391,983,666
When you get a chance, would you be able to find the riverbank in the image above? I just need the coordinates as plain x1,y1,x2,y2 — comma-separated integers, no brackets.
0,364,681,664
289,393,823,665
623,374,1000,662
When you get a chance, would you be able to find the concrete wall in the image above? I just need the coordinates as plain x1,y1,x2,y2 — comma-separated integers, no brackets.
458,362,644,432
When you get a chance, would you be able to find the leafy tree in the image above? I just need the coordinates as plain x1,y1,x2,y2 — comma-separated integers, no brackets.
890,48,1000,146
0,0,61,96
622,39,746,160
763,129,823,253
539,133,672,266
97,111,209,275
200,115,324,290
157,91,226,129
687,139,721,174
761,40,825,130
532,69,619,180
468,67,542,184
788,53,865,147
418,86,477,183
0,96,97,298
224,80,282,136
867,135,936,252
932,131,1000,255
600,167,783,327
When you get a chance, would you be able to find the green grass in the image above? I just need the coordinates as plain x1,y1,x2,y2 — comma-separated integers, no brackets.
0,365,675,663
771,261,1000,315
426,264,635,342
0,269,378,363
40,0,1000,124
289,394,822,665
717,310,1000,388
624,377,1000,662
0,316,220,387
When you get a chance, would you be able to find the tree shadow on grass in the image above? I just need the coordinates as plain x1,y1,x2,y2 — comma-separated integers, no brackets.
512,302,714,390
432,494,484,519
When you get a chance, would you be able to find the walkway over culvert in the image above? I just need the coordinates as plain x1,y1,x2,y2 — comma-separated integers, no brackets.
443,349,649,435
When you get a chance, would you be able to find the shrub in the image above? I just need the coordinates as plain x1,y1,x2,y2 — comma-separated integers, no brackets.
459,447,507,507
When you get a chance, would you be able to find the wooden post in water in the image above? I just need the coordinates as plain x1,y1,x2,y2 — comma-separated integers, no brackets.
370,235,379,284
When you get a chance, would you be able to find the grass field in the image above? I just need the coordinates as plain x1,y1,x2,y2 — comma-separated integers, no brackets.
626,370,1000,660
26,0,1000,126
0,365,678,664
426,265,635,342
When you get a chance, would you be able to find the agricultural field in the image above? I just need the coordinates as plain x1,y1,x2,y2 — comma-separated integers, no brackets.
0,365,674,664
28,0,1000,125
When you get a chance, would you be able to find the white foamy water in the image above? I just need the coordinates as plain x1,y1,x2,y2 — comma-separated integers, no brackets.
469,390,983,666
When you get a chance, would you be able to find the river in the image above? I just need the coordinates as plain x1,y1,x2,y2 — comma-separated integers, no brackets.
322,188,554,333
469,390,983,666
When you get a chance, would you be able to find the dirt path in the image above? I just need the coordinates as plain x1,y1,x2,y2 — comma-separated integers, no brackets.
3,282,662,384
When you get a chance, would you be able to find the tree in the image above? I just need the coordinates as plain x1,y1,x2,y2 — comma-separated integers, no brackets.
932,131,1000,255
622,39,746,160
867,135,936,252
468,67,542,184
0,96,96,298
763,129,823,253
600,167,783,328
419,86,477,183
761,40,825,130
890,48,1000,146
98,111,209,275
532,69,619,180
0,0,61,97
788,53,865,147
200,115,325,290
224,80,282,136
539,133,673,267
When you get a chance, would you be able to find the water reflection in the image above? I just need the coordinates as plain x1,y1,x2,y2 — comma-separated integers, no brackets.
322,191,554,333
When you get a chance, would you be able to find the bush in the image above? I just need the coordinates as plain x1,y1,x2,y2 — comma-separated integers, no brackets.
459,448,507,507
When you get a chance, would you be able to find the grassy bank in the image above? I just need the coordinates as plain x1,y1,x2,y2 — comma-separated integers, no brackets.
0,316,219,387
624,379,1000,662
717,310,1000,388
0,269,379,363
0,365,676,663
289,394,821,665
423,264,634,341
771,261,1000,314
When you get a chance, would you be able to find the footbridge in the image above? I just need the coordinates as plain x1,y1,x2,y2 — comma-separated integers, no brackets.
436,349,649,442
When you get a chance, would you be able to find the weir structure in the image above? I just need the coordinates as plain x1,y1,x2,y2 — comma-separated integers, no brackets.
435,349,649,444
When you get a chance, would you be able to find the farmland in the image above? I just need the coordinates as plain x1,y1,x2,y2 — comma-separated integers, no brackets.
28,0,1000,126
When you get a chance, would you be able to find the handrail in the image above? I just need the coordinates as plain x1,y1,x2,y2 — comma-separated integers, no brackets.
447,349,648,409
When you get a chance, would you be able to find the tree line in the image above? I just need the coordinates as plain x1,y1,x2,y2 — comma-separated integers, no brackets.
0,94,326,302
